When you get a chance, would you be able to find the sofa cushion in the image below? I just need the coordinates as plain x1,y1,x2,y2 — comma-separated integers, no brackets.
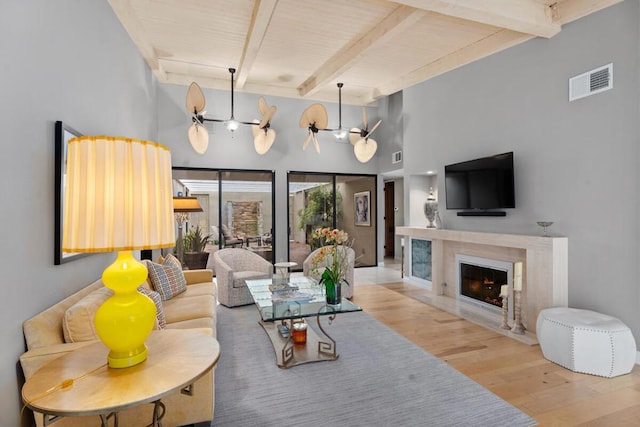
138,286,166,329
232,271,271,288
62,287,113,343
145,255,187,300
163,294,217,325
178,282,217,298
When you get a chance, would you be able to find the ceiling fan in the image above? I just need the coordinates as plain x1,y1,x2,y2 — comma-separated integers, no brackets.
349,108,381,163
298,82,355,153
299,103,328,153
186,68,278,154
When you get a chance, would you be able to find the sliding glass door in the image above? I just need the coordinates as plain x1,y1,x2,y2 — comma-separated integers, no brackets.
172,167,274,269
220,170,274,262
288,172,377,269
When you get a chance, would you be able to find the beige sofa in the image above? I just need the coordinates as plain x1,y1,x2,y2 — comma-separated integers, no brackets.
20,269,217,427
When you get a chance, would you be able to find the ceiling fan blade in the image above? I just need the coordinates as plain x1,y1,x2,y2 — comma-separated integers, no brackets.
366,119,382,138
299,108,311,128
349,127,361,146
362,107,368,130
302,132,312,150
258,97,268,116
254,129,276,155
187,122,209,154
354,138,377,163
186,82,206,114
259,105,277,128
306,103,329,130
313,134,320,153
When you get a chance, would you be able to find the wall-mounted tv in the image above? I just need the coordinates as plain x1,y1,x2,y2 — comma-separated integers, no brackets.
444,152,515,216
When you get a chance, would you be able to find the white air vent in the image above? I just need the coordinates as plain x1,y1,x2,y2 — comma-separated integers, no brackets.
392,151,402,164
569,63,613,102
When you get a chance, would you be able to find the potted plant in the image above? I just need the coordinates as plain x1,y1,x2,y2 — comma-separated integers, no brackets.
310,227,353,307
183,225,212,270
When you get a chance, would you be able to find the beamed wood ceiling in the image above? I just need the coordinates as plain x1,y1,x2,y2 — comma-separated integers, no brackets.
108,0,621,106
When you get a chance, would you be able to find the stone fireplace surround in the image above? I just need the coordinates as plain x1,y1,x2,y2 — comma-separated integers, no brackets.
396,227,568,344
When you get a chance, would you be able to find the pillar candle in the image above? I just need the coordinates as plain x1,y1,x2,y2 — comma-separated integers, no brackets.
514,262,523,291
500,284,508,297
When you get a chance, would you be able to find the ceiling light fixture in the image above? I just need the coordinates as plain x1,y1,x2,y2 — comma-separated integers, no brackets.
225,68,241,132
186,68,277,154
332,83,348,141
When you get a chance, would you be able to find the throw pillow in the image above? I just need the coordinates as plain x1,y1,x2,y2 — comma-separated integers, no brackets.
63,287,113,343
137,286,166,329
145,256,187,300
164,253,182,270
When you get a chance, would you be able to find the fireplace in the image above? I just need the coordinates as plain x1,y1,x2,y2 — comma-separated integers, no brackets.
456,255,513,315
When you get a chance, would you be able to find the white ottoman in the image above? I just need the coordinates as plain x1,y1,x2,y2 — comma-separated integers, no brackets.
536,307,636,378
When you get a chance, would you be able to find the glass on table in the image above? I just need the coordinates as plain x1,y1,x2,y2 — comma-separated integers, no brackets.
292,321,307,344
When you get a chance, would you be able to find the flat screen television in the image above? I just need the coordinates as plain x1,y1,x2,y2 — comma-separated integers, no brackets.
444,152,515,214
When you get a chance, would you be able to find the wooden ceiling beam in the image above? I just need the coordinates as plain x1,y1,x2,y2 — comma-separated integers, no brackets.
107,0,166,80
165,73,372,106
371,29,533,101
236,0,279,89
390,0,561,38
297,5,426,97
552,0,623,25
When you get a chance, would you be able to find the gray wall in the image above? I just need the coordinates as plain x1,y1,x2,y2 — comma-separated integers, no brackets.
402,1,640,340
156,83,379,263
0,1,159,424
377,90,404,173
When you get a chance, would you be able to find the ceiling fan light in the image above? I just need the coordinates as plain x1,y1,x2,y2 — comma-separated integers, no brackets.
188,122,209,154
225,119,240,132
333,128,348,140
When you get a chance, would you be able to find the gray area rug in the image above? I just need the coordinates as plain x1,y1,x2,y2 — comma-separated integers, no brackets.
209,305,536,427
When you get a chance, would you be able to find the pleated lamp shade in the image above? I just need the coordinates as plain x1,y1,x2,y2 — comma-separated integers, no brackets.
61,135,175,368
62,135,175,252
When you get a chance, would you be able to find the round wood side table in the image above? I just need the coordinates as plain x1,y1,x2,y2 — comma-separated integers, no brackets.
22,329,220,426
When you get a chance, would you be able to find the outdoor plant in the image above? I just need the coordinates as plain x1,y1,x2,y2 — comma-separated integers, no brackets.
184,225,211,253
297,186,343,248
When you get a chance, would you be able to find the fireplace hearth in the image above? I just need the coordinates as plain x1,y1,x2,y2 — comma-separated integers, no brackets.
456,254,513,315
460,263,507,309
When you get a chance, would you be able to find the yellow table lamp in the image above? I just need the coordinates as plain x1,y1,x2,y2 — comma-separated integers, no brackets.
62,135,175,368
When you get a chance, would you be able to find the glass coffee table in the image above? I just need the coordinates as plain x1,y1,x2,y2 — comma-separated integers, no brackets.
245,276,362,369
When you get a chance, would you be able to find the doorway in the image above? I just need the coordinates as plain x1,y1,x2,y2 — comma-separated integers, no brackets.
384,181,395,258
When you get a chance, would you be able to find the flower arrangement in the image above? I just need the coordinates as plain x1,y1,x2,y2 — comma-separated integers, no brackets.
310,227,352,288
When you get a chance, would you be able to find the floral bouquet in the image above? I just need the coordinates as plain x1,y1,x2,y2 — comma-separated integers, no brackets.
311,227,352,305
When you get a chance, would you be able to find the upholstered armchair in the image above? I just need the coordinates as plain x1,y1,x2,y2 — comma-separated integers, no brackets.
213,248,273,307
302,246,355,299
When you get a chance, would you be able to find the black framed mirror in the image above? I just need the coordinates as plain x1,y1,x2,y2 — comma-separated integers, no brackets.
54,121,91,264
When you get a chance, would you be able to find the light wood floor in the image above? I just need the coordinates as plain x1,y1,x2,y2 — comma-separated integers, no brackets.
352,281,640,427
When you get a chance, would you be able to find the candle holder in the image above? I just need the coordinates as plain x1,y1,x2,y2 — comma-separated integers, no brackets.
511,290,526,334
500,294,510,330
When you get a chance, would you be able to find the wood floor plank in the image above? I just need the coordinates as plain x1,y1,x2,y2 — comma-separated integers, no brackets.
353,281,640,426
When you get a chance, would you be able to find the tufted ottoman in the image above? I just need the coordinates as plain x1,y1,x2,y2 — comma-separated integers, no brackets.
536,307,636,377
